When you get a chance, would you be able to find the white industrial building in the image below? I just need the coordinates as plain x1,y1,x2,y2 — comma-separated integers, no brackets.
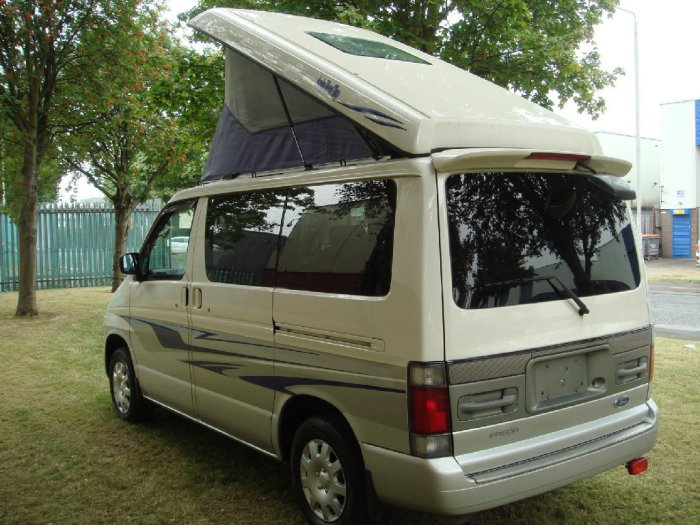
595,100,700,258
595,132,661,235
658,100,700,258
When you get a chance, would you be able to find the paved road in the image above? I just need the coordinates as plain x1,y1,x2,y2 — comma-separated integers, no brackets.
649,285,700,339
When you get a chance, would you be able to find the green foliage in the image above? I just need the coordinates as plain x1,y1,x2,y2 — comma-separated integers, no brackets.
0,0,124,314
185,0,621,118
61,6,224,205
150,46,224,198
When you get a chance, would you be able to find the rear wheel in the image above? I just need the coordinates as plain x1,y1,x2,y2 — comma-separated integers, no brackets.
291,416,367,525
109,347,149,422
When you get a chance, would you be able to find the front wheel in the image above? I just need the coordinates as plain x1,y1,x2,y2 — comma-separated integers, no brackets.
291,416,368,525
109,347,149,422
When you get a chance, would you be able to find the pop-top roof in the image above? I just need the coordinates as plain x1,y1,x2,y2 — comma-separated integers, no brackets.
189,9,602,181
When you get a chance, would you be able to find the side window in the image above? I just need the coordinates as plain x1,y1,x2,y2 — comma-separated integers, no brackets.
142,201,196,280
205,190,286,286
277,180,396,296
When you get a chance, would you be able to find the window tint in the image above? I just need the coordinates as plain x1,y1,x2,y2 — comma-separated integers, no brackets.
277,180,396,296
205,191,286,286
142,201,196,280
446,172,641,310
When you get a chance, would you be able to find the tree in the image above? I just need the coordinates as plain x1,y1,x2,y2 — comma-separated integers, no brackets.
0,0,121,315
185,0,621,118
61,9,224,291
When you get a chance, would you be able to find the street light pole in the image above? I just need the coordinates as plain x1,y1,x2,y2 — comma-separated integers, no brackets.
618,7,643,238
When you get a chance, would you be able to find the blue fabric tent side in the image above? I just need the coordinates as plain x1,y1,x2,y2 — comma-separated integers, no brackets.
202,103,377,182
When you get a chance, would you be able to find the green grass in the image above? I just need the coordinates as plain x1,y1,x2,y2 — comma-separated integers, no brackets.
1,288,698,524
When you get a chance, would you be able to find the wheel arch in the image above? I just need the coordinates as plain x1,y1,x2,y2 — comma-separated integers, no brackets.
104,334,129,376
277,395,361,464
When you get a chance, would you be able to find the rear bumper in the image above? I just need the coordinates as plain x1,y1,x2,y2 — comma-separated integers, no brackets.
362,399,658,515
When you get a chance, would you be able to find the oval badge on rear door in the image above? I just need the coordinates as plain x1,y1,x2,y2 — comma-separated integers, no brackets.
614,395,630,408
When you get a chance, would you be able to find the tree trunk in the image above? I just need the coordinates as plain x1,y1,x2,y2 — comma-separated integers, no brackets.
15,138,39,316
112,203,134,292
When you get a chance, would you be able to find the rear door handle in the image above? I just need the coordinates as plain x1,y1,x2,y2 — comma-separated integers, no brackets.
192,287,203,309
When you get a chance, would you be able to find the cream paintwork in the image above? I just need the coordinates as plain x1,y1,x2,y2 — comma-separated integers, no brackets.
453,384,651,466
127,277,194,415
138,159,442,456
431,148,633,177
187,197,277,452
435,168,651,363
361,401,657,515
188,9,601,157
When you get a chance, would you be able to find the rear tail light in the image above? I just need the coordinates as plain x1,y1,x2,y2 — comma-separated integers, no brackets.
408,363,452,458
410,387,450,434
626,457,649,475
649,343,654,381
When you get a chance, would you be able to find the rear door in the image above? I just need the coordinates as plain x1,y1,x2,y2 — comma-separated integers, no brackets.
438,170,653,459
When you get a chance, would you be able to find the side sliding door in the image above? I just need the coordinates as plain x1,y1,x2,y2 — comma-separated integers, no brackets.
189,190,285,452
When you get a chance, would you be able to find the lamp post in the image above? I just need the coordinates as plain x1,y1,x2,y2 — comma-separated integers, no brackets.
617,6,643,238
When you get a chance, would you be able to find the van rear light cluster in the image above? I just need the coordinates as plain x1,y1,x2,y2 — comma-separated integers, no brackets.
409,363,452,458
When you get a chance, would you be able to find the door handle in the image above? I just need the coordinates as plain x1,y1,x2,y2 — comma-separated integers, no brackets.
192,287,203,309
181,287,189,307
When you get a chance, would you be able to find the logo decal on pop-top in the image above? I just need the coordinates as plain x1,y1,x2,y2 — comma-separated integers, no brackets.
316,77,341,100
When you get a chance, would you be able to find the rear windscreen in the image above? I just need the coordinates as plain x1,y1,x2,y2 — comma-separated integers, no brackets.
446,172,641,310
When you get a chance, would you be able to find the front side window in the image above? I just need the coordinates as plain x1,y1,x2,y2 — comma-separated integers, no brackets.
277,180,396,296
142,201,196,280
446,172,640,310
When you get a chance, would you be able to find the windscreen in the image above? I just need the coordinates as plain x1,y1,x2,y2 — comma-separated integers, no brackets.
446,172,641,310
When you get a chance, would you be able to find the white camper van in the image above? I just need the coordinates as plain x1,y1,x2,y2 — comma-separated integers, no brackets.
104,9,658,524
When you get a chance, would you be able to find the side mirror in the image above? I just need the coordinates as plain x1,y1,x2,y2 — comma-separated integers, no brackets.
119,253,141,276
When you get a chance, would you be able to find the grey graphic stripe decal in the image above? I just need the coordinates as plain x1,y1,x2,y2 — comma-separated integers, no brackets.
241,376,405,395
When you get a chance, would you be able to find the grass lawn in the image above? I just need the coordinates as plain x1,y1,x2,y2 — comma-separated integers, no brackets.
0,288,698,524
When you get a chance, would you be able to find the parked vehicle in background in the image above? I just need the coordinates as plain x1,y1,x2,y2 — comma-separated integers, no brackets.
696,239,699,266
104,9,658,525
168,236,189,254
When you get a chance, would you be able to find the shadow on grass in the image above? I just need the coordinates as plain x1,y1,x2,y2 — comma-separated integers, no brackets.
120,404,615,525
137,406,292,494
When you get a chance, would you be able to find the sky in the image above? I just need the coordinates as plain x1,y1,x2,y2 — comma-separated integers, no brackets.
558,0,700,138
64,0,700,199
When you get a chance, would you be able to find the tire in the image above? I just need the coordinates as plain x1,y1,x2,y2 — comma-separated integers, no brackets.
108,347,149,422
291,416,368,525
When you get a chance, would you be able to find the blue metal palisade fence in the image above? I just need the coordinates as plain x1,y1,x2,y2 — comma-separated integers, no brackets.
0,201,161,292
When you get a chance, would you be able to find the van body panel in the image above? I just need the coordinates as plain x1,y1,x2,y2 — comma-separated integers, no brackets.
431,148,632,177
441,288,650,362
188,195,277,451
436,168,650,363
271,165,444,453
362,399,657,515
190,288,274,451
452,383,651,461
128,279,194,416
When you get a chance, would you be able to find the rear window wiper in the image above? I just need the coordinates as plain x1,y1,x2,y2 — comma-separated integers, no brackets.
485,276,590,317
